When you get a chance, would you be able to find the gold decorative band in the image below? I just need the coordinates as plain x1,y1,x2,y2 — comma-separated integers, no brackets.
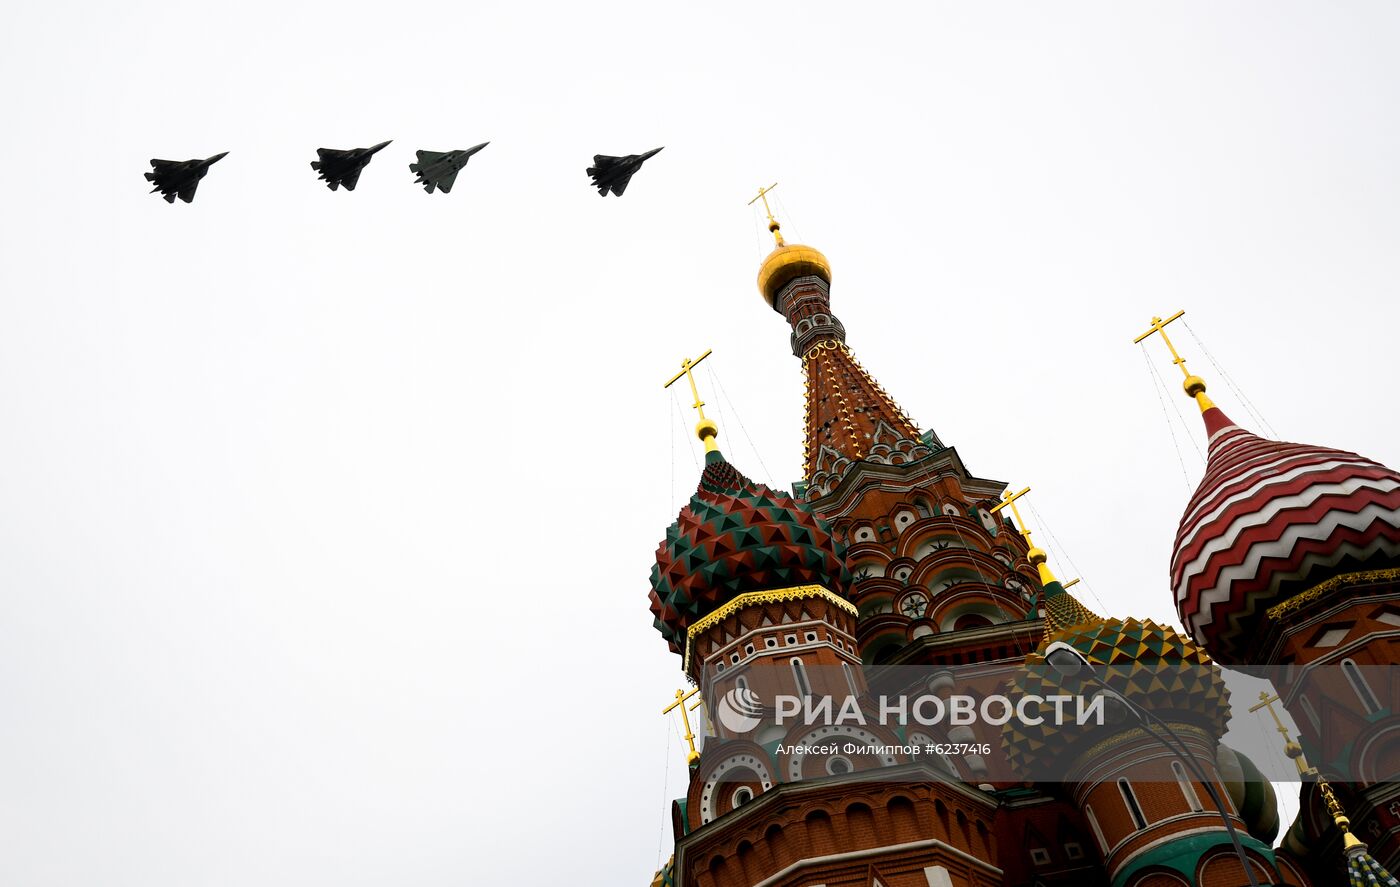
1072,722,1215,763
1265,568,1400,621
683,584,857,671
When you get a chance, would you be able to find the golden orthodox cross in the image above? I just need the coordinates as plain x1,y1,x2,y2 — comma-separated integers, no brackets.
1134,309,1216,409
662,687,704,766
747,182,779,224
1133,310,1193,380
991,485,1035,545
664,349,720,452
1248,690,1311,775
1250,690,1364,847
748,182,785,246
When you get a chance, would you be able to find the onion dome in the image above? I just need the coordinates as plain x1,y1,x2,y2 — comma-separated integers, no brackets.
758,242,831,310
1001,611,1231,778
1217,744,1280,844
749,184,832,310
648,450,851,656
1171,403,1400,660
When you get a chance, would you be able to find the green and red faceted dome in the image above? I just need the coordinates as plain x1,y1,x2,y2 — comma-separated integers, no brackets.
649,451,852,655
1172,405,1400,660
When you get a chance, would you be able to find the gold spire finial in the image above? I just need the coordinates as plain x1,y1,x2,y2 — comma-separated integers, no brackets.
748,182,786,247
1251,689,1366,851
991,486,1059,586
662,686,704,766
664,349,720,453
1133,310,1216,413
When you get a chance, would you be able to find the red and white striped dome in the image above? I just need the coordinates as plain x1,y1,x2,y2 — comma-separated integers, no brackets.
1172,406,1400,660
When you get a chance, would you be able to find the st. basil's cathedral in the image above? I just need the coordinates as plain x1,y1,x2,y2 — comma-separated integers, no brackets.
642,194,1400,887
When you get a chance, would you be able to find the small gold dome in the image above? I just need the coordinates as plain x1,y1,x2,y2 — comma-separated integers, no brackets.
757,243,832,310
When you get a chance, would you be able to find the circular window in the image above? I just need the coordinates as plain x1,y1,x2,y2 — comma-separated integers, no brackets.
899,591,930,619
731,786,754,807
827,756,853,776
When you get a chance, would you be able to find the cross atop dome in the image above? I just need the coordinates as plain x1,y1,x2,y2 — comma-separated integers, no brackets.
1134,309,1217,414
663,348,720,454
747,181,784,247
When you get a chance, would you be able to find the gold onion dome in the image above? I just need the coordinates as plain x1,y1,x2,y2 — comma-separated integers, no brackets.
757,240,832,310
748,184,832,310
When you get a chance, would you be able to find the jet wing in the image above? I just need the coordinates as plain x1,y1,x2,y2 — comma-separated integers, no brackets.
434,169,459,193
609,175,630,197
410,151,468,194
178,182,199,203
413,150,449,167
339,165,363,191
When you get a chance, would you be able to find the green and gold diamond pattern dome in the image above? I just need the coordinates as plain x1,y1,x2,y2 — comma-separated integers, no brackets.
1001,595,1232,778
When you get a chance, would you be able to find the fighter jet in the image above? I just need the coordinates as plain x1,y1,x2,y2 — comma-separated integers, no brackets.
144,152,228,203
586,147,663,197
310,141,392,191
409,142,489,194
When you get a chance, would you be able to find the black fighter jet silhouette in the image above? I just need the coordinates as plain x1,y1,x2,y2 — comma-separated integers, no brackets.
409,142,489,194
310,141,392,191
144,153,228,203
586,147,663,197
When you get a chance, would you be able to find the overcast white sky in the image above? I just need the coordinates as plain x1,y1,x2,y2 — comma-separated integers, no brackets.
2,1,1398,884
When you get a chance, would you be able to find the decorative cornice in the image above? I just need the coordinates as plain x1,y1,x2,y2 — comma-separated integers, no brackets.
1072,723,1215,771
683,584,857,671
1265,567,1400,621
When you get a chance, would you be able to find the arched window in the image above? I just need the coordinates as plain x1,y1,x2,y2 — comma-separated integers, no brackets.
1118,779,1148,830
842,662,860,698
791,658,812,698
1343,659,1383,715
1299,696,1321,732
1085,804,1108,854
736,675,749,694
953,613,994,632
1172,761,1203,812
